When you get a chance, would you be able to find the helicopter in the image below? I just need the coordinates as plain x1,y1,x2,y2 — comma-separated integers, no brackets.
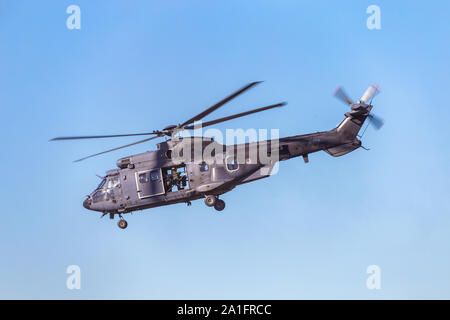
51,81,384,229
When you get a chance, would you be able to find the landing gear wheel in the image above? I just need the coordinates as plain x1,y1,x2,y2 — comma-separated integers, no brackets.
214,199,225,212
204,195,217,207
118,219,128,229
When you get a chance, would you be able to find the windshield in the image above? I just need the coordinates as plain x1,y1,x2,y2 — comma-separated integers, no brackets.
92,176,121,203
96,179,106,190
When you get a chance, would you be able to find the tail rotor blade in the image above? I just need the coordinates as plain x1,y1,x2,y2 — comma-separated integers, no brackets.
333,86,353,105
361,84,381,103
368,113,385,130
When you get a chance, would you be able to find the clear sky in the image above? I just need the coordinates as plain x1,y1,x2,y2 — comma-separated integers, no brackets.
1,0,449,299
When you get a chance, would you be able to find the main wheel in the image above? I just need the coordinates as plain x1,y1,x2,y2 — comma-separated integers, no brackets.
118,219,128,229
214,199,225,211
204,195,217,207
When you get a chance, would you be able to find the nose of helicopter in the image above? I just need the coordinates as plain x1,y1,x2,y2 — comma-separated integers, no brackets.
83,198,91,210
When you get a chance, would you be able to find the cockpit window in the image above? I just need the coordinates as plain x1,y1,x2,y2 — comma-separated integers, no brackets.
92,176,121,203
106,176,120,189
111,177,120,188
96,179,106,190
92,189,105,203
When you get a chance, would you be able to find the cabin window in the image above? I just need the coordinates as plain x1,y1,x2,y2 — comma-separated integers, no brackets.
226,157,239,171
199,162,209,172
138,173,149,184
150,171,160,181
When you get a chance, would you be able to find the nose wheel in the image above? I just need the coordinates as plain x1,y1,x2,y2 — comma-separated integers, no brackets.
118,218,128,229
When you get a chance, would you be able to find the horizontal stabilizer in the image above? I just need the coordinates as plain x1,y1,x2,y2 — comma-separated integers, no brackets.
324,140,361,157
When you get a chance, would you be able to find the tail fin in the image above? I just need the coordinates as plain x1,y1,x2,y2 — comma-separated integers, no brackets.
324,106,372,157
325,84,383,157
336,105,373,141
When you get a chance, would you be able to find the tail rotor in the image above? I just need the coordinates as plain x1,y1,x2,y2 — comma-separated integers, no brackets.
333,83,385,130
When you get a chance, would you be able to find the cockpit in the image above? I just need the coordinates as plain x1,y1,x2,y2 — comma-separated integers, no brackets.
93,175,120,202
83,174,121,212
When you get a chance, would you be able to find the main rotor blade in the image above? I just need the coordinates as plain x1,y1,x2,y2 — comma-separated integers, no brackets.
333,86,353,105
360,84,381,103
184,102,286,130
178,81,263,128
368,113,385,130
73,135,160,162
51,132,158,141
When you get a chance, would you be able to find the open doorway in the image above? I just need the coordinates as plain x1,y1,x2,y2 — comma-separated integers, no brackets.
162,164,189,193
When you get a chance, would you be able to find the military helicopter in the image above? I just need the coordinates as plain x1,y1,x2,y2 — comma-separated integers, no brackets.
51,82,383,229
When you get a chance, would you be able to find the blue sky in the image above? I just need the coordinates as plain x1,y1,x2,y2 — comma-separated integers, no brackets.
1,0,449,299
